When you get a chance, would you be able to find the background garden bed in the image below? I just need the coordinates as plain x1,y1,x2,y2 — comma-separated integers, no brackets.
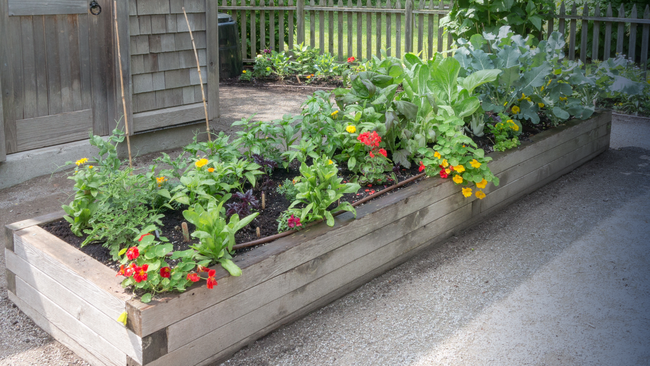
5,111,611,366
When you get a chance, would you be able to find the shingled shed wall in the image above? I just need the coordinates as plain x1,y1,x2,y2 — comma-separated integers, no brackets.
124,0,219,133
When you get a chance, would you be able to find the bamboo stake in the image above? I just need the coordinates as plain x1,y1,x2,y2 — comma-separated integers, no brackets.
262,192,266,209
256,227,261,238
113,0,133,168
183,6,212,142
181,222,190,242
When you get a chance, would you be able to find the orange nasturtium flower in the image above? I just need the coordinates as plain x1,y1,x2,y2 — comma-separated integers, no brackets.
331,110,339,118
470,159,481,169
462,187,473,198
434,151,442,159
195,158,208,168
453,175,463,184
476,178,488,189
454,165,465,173
538,102,545,108
156,176,167,186
512,106,521,114
441,159,449,168
207,167,215,173
475,190,486,200
75,158,88,166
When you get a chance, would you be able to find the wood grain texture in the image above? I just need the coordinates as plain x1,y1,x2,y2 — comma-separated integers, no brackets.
8,0,87,16
206,0,219,123
15,109,92,151
115,0,133,135
132,102,204,132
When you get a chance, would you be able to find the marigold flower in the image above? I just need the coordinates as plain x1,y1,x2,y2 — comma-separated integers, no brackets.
507,119,514,124
133,264,148,283
440,169,449,179
476,178,488,189
346,125,356,133
328,159,334,165
462,187,473,198
512,106,520,114
187,273,200,282
207,167,215,173
242,70,247,73
454,165,465,173
419,161,426,172
156,176,167,186
453,175,463,184
88,166,94,169
287,214,302,229
160,267,171,278
441,159,449,168
126,247,139,260
306,74,312,79
434,151,442,159
475,190,486,200
470,159,481,169
138,233,152,242
347,56,355,63
538,102,545,108
206,269,217,289
75,158,88,166
331,110,339,117
195,158,208,168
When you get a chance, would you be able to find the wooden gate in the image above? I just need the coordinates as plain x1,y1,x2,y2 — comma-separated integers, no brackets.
0,0,114,161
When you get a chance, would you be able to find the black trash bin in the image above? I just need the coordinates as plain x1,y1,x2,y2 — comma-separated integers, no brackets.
218,13,243,79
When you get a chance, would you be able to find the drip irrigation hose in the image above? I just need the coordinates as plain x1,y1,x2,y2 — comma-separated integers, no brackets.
231,172,427,250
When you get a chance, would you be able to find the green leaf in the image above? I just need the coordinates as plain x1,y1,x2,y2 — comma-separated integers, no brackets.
461,69,502,94
220,258,242,277
453,97,481,119
156,189,171,199
394,101,418,120
348,156,356,170
552,106,570,120
155,244,174,257
516,62,552,95
141,293,152,303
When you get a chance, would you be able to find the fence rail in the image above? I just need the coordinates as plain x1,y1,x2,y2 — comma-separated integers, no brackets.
218,0,650,72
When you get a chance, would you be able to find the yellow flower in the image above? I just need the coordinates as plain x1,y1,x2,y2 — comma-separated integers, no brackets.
441,159,449,168
559,96,567,101
507,119,514,124
476,178,487,189
475,190,486,200
434,151,442,159
207,167,215,173
538,102,545,108
511,106,520,114
156,176,167,187
525,97,532,102
242,70,247,73
306,74,312,79
470,159,481,169
548,78,553,85
462,187,472,198
346,125,356,133
540,86,545,91
117,311,128,326
331,110,339,118
511,123,519,131
88,165,94,169
454,165,465,173
453,175,463,184
503,101,507,106
75,158,88,166
195,158,208,168
328,160,333,165
519,93,526,101
445,168,451,175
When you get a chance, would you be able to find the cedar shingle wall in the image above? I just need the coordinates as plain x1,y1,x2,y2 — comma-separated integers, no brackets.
129,0,207,114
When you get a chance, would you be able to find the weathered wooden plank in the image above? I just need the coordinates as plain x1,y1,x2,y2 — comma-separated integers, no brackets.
131,54,145,74
0,0,12,157
592,5,600,61
21,16,38,120
261,0,267,51
317,0,324,54
190,66,208,85
139,14,152,34
366,0,371,59
629,5,638,62
7,291,117,366
356,0,362,58
386,0,392,56
405,0,413,53
158,52,181,71
396,0,402,57
568,3,577,60
547,12,554,39
309,0,316,48
270,0,276,51
133,91,156,113
154,202,474,366
6,250,143,363
417,0,423,54
0,74,4,161
132,102,205,132
150,14,167,34
30,16,49,118
446,0,452,54
167,187,465,351
437,0,443,53
77,12,91,111
44,15,62,116
116,0,133,135
68,14,83,112
240,0,247,58
8,0,87,16
558,2,566,35
250,0,256,57
337,0,343,60
88,0,110,136
580,4,588,65
5,210,65,252
177,13,207,32
347,0,353,56
57,14,74,113
279,0,285,51
174,31,207,51
603,4,612,60
616,4,624,56
165,13,177,32
328,0,334,54
206,0,219,123
137,0,171,15
288,0,295,49
183,0,206,13
163,69,191,89
133,73,154,93
152,71,165,91
15,109,92,151
642,6,650,71
376,5,382,58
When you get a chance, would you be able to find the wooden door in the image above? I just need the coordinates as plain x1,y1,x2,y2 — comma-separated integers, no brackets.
0,0,114,160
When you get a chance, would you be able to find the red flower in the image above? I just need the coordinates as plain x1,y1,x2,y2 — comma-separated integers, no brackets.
369,151,375,158
419,161,426,172
206,269,217,289
187,273,200,282
124,263,136,277
133,264,148,283
197,265,208,273
116,265,126,277
288,214,302,229
160,267,171,278
126,247,139,261
378,148,387,157
357,131,381,147
138,233,152,242
347,56,355,63
439,169,449,179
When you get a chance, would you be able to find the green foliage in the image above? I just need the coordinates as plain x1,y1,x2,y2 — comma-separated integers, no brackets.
276,178,300,202
490,114,523,151
183,198,258,276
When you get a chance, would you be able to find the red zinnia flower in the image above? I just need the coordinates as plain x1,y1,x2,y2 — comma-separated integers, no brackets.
160,267,171,278
347,56,355,63
288,214,302,229
133,264,148,283
419,161,426,172
138,233,152,242
378,148,387,157
126,247,139,260
187,273,200,282
206,269,217,289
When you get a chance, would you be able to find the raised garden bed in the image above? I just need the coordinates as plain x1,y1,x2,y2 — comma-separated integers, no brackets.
5,111,611,366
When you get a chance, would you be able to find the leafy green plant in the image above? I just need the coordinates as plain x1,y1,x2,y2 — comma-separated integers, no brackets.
183,197,258,276
285,156,361,227
489,114,522,151
276,178,300,202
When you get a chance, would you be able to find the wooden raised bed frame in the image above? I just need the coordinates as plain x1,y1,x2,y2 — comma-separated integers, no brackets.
5,111,611,366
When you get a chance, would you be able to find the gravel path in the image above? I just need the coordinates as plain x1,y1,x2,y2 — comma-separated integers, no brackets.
1,100,649,365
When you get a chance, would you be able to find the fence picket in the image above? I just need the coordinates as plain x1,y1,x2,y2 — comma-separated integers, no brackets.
347,0,353,57
446,0,453,54
428,0,434,58
310,0,315,47
329,0,335,55
396,0,402,57
386,0,392,56
558,2,565,35
241,0,247,58
376,2,382,58
547,11,554,39
580,4,588,65
569,4,577,60
592,5,599,61
642,5,649,73
603,4,612,60
338,0,343,60
293,0,300,47
437,0,443,53
629,5,638,62
417,0,424,54
270,0,276,51
356,0,362,59
250,0,256,58
367,0,372,60
279,0,285,51
319,0,325,54
405,0,413,53
616,4,624,56
260,0,266,51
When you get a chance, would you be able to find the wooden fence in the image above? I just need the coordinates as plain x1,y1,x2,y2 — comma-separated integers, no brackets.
218,0,453,62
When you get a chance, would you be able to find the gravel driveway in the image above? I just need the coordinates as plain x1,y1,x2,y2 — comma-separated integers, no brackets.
1,92,649,365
